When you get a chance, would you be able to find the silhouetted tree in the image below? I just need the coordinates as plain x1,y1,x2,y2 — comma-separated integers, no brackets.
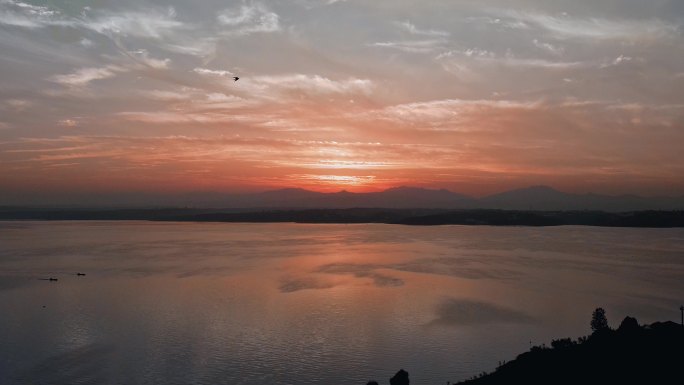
551,338,574,349
591,307,609,332
390,369,409,385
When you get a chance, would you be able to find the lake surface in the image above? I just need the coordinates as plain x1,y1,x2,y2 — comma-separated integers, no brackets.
1,221,683,385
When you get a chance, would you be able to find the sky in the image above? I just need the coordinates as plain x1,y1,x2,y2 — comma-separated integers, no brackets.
1,0,683,200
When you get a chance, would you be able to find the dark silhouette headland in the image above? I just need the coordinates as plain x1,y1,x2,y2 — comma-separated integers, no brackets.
2,208,684,228
368,308,684,385
366,369,410,385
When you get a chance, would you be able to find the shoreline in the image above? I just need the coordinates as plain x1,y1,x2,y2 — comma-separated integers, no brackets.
1,208,684,228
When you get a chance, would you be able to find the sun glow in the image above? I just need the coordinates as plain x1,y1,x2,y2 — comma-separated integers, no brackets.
313,160,394,169
313,175,375,184
284,174,381,191
299,174,375,184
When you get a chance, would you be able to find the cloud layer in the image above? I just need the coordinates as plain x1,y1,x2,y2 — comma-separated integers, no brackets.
1,0,683,198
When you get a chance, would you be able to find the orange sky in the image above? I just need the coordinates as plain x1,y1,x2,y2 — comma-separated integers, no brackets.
1,0,683,199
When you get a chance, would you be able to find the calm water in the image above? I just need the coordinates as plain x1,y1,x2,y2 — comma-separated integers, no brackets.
1,221,683,385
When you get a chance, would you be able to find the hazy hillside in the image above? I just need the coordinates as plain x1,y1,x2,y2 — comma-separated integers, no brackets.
479,186,684,211
2,186,683,211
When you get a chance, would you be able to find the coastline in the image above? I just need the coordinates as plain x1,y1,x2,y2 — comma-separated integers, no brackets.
453,316,684,385
1,208,684,228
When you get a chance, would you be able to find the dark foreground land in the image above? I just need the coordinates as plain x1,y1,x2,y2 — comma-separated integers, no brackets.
1,207,684,227
456,317,684,385
375,317,684,385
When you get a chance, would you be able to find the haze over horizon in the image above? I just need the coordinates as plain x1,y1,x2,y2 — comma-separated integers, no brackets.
1,0,684,200
3,184,684,210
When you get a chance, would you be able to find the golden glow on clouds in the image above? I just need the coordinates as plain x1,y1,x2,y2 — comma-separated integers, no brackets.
1,0,683,197
292,174,378,190
309,160,394,170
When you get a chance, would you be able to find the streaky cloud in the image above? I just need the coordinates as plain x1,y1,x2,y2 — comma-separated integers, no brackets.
49,65,127,87
216,3,280,36
491,9,681,41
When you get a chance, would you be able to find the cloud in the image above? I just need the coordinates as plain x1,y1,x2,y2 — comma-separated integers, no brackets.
205,92,245,104
432,298,536,326
58,119,79,127
0,1,682,199
4,94,684,196
3,99,32,112
192,70,374,103
0,2,205,57
143,90,193,101
118,111,248,124
396,21,449,37
599,54,644,69
161,38,217,57
289,174,378,186
498,57,586,69
612,55,633,66
217,3,280,35
128,49,170,69
49,65,127,87
79,38,94,47
142,87,249,110
84,8,186,39
128,87,255,124
436,49,588,70
379,99,541,128
251,74,374,96
3,2,218,61
494,10,681,41
193,68,235,77
47,50,171,89
435,48,496,61
532,39,564,56
0,0,73,28
371,39,446,53
0,1,187,39
465,15,531,30
0,136,419,189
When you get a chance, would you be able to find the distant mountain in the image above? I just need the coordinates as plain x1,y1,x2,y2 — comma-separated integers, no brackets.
2,185,683,211
480,186,684,211
219,186,477,209
357,186,475,209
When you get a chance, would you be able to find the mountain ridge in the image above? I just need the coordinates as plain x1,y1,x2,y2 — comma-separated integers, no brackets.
190,185,684,211
2,185,683,211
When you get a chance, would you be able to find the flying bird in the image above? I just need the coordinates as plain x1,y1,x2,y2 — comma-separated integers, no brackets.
233,76,239,81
